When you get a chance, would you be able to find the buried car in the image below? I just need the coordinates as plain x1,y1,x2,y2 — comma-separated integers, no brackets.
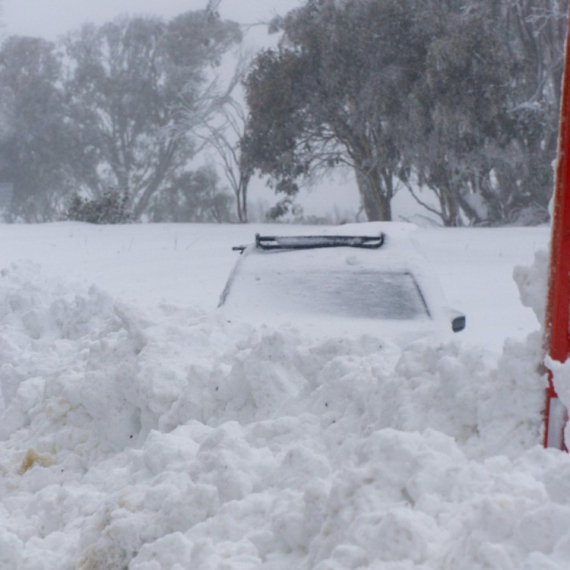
218,222,465,344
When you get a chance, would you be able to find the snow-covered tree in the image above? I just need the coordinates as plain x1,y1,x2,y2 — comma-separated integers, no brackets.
63,11,241,221
494,0,566,224
0,36,81,221
244,0,429,221
244,0,566,226
403,0,515,226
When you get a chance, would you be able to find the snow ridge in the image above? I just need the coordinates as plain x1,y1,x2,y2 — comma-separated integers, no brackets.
0,258,569,570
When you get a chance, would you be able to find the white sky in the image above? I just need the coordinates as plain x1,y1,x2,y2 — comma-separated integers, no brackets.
2,0,302,40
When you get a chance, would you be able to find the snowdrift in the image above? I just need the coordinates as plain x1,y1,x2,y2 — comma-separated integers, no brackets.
1,225,570,570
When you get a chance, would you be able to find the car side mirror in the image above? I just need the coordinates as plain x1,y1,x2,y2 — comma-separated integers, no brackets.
443,306,466,333
451,315,466,333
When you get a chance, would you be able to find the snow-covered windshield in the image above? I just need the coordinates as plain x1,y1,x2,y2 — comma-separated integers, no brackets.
223,266,430,320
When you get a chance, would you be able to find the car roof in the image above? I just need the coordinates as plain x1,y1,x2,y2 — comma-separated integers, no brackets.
238,222,427,273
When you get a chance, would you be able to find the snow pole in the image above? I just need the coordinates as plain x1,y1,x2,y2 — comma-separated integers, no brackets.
544,6,570,450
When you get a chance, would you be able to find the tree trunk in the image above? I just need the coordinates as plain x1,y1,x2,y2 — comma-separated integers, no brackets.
132,143,178,220
355,167,392,221
236,170,251,223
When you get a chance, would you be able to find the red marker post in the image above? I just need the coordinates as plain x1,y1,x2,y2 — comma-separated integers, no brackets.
544,6,570,449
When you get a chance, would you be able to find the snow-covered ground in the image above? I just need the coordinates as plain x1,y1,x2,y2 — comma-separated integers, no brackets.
3,221,570,570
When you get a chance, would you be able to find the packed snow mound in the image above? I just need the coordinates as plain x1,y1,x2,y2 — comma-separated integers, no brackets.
0,261,568,570
514,248,549,327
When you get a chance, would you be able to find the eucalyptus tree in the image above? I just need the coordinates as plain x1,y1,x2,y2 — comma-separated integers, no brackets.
244,0,430,221
245,0,566,226
409,0,567,226
63,10,241,221
403,0,515,226
495,0,567,224
0,36,80,221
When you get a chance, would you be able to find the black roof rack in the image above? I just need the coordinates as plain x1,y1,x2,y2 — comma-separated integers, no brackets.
232,233,385,253
255,233,385,250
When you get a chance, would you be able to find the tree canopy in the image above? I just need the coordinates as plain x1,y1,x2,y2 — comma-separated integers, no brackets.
0,9,242,222
244,0,566,225
0,0,564,225
0,37,79,221
245,0,428,221
63,11,241,221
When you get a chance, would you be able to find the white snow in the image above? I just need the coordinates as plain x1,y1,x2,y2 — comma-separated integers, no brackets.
3,221,570,570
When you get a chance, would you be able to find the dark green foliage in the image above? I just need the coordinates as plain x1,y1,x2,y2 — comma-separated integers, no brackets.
266,197,303,220
65,191,132,224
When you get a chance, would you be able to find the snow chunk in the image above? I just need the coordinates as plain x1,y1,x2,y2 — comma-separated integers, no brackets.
0,252,565,570
513,249,549,327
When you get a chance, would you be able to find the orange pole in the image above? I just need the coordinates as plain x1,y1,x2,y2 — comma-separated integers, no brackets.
544,6,570,449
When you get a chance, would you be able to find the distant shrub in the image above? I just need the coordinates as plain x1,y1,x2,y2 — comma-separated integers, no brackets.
149,166,235,223
65,191,132,224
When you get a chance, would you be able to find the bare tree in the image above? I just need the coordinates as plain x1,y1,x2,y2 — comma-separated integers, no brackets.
188,52,254,222
195,100,252,222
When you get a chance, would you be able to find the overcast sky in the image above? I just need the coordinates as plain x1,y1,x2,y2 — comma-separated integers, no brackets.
3,0,301,41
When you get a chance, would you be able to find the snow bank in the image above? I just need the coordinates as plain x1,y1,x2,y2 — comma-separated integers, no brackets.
513,248,550,328
2,254,568,570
